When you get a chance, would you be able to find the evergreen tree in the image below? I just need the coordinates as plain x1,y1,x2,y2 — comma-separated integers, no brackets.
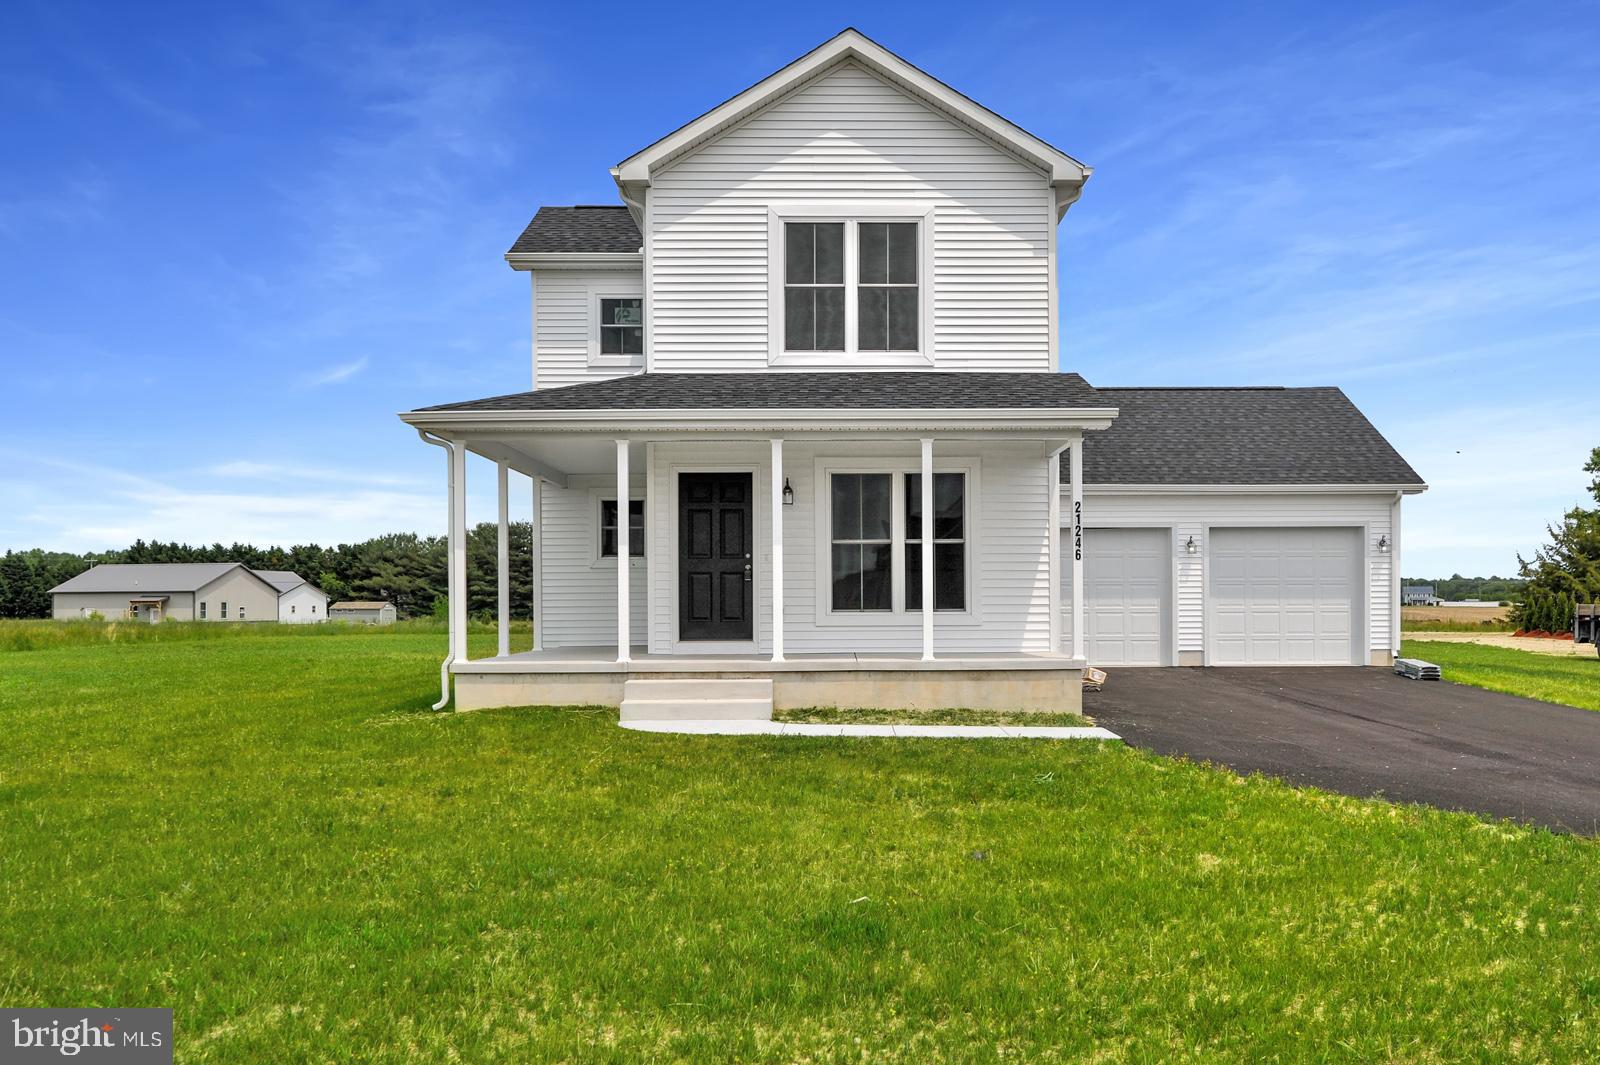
1512,447,1600,632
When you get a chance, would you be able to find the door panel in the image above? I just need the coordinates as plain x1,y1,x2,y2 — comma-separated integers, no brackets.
1062,528,1170,666
1209,527,1360,665
679,472,754,640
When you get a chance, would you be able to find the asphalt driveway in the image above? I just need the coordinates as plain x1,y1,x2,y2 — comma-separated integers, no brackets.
1085,667,1600,833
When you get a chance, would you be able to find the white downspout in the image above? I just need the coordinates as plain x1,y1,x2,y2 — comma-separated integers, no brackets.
416,428,456,710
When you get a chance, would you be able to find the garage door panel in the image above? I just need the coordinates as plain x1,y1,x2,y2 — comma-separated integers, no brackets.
1063,528,1171,666
1210,527,1360,666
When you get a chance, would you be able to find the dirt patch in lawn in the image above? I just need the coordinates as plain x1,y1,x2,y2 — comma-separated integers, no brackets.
1400,631,1595,658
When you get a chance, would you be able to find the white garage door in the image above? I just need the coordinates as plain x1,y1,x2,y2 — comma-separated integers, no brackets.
1062,528,1170,666
1208,528,1361,666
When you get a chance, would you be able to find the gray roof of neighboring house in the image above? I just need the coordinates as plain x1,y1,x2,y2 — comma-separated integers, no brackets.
252,570,321,595
49,562,257,595
416,371,1100,412
508,205,640,255
1403,585,1436,594
1067,386,1424,487
330,601,393,610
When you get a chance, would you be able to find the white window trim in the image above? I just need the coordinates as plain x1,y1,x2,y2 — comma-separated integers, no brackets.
588,290,646,368
811,455,981,628
591,488,647,568
767,203,936,368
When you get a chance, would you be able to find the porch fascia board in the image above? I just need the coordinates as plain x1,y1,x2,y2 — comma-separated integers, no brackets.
402,407,1120,436
452,653,1087,675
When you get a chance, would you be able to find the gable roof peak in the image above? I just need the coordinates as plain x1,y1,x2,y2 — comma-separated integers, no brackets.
612,28,1089,213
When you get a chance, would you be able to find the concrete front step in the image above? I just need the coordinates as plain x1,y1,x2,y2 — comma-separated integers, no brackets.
619,678,774,722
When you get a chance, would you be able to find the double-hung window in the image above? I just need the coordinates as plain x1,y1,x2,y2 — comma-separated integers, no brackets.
904,473,966,611
784,222,845,352
778,215,924,361
599,499,645,558
826,468,969,615
829,474,892,611
597,297,643,356
857,223,919,352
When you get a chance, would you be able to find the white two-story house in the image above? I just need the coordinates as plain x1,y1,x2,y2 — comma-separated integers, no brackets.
401,29,1425,716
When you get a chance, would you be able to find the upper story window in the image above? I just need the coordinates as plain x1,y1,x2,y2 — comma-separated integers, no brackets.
598,297,643,356
857,223,918,352
773,210,930,366
784,222,845,351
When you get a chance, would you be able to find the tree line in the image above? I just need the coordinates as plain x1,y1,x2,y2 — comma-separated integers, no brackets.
1397,575,1526,603
0,524,536,621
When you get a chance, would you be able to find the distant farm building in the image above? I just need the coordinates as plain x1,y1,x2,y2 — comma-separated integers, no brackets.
330,601,398,625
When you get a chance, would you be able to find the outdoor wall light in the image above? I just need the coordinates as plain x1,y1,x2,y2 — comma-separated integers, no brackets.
782,477,795,506
1185,535,1198,555
1377,534,1390,553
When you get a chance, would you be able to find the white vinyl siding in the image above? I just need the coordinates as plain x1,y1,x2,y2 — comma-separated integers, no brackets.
538,476,648,647
1066,491,1396,660
646,59,1053,372
641,441,1051,656
531,270,645,389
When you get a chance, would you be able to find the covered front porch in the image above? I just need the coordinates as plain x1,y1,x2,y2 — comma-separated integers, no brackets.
400,373,1115,713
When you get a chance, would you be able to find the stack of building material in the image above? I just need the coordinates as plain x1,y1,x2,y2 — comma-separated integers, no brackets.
1393,658,1442,681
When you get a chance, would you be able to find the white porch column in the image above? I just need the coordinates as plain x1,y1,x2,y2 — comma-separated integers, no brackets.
531,476,544,652
615,439,630,664
1069,433,1085,661
448,439,468,664
770,437,785,662
920,437,935,661
1048,446,1063,654
496,460,510,658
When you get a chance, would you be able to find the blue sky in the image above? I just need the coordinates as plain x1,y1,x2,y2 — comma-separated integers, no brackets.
2,0,1596,577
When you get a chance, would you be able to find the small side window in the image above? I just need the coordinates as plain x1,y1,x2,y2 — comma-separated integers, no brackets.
199,602,207,619
598,298,643,356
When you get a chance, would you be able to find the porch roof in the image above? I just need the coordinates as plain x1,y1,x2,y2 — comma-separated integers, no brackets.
413,371,1101,414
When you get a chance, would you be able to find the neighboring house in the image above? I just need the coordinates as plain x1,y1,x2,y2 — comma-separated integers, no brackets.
400,28,1425,715
1402,585,1441,606
329,601,397,625
253,570,330,623
50,563,280,622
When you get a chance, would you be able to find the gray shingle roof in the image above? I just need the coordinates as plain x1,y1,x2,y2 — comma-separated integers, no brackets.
251,570,311,594
411,373,1419,487
508,206,640,255
416,372,1100,413
1070,386,1423,486
50,563,251,595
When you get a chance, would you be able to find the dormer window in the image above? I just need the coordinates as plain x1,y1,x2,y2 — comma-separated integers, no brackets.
598,298,644,356
771,208,932,366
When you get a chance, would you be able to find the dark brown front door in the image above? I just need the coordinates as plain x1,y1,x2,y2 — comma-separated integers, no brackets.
679,472,753,641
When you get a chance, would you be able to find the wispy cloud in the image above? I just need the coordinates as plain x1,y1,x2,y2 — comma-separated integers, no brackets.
305,356,368,386
203,459,421,488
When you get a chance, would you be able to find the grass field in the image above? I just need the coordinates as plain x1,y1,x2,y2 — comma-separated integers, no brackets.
3,627,1600,1061
1404,638,1600,712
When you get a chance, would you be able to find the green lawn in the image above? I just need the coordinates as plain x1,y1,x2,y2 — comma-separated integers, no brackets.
3,630,1600,1061
1404,638,1600,712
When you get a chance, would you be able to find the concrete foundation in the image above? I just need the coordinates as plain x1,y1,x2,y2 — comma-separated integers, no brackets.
454,666,1084,715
